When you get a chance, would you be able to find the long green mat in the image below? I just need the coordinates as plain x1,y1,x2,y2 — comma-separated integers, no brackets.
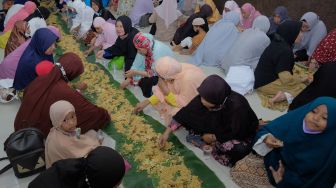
52,13,225,188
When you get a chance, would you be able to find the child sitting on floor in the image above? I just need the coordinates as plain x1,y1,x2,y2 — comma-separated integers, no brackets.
45,100,103,168
172,17,207,55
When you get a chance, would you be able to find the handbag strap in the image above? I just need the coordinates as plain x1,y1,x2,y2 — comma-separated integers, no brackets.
0,148,44,176
0,157,12,175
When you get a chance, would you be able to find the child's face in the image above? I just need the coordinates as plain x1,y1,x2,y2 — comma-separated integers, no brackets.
61,111,77,132
304,104,328,132
193,25,199,32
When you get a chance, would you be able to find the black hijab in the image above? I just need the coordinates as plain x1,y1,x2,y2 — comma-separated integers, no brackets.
24,6,50,21
274,20,302,47
28,146,126,188
117,15,133,35
289,62,336,111
173,75,258,143
254,21,302,89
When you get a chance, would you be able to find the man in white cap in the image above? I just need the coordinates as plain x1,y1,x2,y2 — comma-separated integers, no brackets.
172,17,207,55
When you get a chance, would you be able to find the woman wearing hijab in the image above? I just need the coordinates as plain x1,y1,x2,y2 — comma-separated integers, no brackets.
172,4,212,45
4,1,36,32
308,28,336,69
0,26,60,82
13,28,58,90
29,146,126,188
129,0,154,26
3,1,21,28
289,62,336,111
159,75,259,166
149,0,184,42
194,0,220,24
123,32,174,97
294,12,327,62
232,97,336,187
267,6,290,35
222,15,270,95
191,11,240,67
84,0,116,46
222,0,240,16
14,52,111,137
84,17,117,56
91,0,116,22
4,20,28,57
240,3,261,30
96,15,139,73
133,56,206,124
254,21,307,106
45,100,101,168
68,0,95,39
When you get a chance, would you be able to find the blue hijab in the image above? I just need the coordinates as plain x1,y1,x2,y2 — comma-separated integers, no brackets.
268,6,290,35
190,11,240,67
255,97,336,187
13,28,58,90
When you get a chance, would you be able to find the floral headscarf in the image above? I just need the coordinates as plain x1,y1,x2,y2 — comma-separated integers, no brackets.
133,32,155,76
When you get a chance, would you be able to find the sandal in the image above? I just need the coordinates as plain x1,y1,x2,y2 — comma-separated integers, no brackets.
0,88,17,104
186,134,206,148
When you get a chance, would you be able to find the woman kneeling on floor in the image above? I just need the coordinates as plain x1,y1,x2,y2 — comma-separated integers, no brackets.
159,75,259,166
133,56,205,125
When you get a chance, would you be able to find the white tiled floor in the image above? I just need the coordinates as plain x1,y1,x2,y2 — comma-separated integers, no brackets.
0,36,285,187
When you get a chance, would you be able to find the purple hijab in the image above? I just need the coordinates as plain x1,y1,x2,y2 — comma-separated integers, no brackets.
0,26,60,80
129,0,154,25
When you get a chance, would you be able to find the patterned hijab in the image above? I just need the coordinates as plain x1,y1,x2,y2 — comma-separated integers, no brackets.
311,29,336,64
133,32,155,76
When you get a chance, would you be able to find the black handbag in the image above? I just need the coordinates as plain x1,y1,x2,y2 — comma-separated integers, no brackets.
0,128,46,178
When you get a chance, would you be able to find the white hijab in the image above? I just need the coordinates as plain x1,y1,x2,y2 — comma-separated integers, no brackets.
69,0,95,35
223,16,271,95
295,12,327,56
28,18,47,37
223,0,241,16
221,15,271,72
191,11,241,67
4,4,24,26
155,0,182,28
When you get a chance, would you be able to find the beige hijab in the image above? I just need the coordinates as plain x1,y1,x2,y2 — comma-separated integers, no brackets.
45,100,100,168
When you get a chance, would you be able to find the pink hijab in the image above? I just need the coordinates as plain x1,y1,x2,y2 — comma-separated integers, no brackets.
154,56,206,108
4,1,37,32
241,3,261,29
155,0,182,28
93,17,117,49
45,100,100,168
